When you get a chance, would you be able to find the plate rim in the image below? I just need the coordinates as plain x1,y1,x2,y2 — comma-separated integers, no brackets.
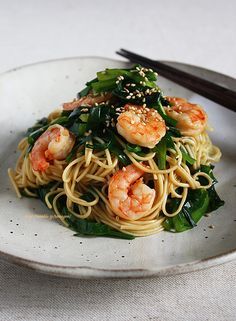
1,55,235,279
0,246,236,279
1,55,236,83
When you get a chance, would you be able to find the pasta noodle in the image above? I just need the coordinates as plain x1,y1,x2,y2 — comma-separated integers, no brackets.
8,126,221,236
8,65,224,238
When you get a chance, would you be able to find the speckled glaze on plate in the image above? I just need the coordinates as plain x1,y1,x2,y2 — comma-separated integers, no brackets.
0,57,235,279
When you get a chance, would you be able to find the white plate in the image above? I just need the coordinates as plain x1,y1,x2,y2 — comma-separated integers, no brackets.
0,57,235,279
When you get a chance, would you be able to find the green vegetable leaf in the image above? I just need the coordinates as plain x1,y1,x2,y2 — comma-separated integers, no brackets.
181,147,196,165
207,185,225,212
65,135,92,163
153,100,177,127
152,131,176,170
97,69,129,81
33,183,134,240
70,218,135,239
155,138,167,170
80,192,96,202
77,86,90,98
77,78,98,98
91,79,117,93
86,104,116,134
126,143,142,153
26,117,48,135
36,182,60,206
152,134,173,170
198,165,224,212
164,165,224,233
164,132,175,149
27,125,48,145
69,122,87,137
164,189,209,232
86,106,102,130
168,126,181,137
20,188,38,198
109,135,131,166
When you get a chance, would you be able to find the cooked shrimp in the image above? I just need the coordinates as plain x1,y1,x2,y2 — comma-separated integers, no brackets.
30,125,75,172
63,92,112,110
165,97,207,136
108,164,156,220
117,104,166,149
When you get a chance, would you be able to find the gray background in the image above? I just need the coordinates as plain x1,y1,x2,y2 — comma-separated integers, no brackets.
0,0,235,320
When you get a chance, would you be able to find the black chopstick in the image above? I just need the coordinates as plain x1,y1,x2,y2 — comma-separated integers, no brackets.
116,49,236,112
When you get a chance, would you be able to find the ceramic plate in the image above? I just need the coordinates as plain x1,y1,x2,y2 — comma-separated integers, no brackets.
0,57,235,279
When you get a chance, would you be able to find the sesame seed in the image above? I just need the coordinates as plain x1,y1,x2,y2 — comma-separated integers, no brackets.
154,72,158,76
116,80,119,84
126,96,131,99
131,83,136,87
148,68,153,72
143,104,147,107
85,129,92,136
144,77,148,81
139,71,145,77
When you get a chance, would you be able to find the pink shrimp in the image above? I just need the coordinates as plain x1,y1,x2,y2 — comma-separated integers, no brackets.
30,125,75,172
116,104,166,149
63,92,113,110
165,97,208,136
108,164,156,220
